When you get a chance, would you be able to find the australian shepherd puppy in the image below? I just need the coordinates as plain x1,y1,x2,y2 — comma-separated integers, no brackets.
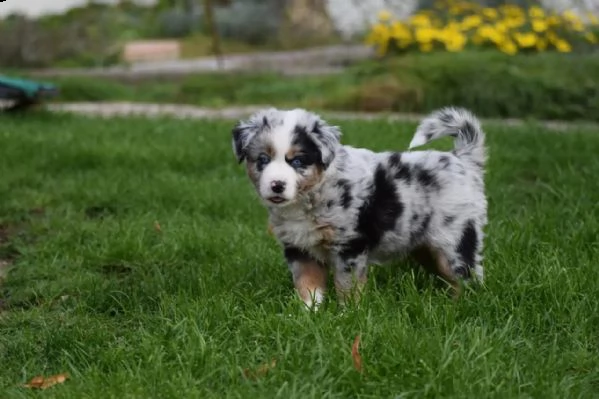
232,107,487,309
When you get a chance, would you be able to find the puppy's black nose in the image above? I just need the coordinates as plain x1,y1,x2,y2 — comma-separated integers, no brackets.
271,180,286,194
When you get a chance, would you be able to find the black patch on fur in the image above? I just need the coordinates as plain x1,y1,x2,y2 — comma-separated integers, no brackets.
312,122,322,135
388,153,413,183
454,265,470,278
456,220,477,273
256,161,267,172
341,165,403,258
292,125,323,167
425,132,433,142
461,121,476,143
262,116,270,128
439,155,451,170
336,179,353,209
410,213,431,243
232,126,246,163
284,246,313,263
395,164,412,182
444,215,456,225
439,111,456,131
326,200,335,209
416,167,441,191
388,152,402,168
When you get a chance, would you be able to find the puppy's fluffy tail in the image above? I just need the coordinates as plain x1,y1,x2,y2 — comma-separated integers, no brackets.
409,107,486,167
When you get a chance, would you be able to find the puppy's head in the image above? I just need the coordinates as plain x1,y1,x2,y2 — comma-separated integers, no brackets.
232,108,341,207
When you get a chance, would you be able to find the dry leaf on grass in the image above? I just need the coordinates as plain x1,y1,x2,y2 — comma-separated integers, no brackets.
23,373,69,389
154,221,162,232
243,359,277,380
352,335,363,373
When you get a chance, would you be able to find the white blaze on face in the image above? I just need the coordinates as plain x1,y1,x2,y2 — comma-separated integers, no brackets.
258,111,303,202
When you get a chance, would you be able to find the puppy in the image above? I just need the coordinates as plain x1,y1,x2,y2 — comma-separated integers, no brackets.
232,107,487,309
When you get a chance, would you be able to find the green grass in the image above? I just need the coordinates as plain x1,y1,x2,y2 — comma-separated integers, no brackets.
0,112,598,398
35,51,599,122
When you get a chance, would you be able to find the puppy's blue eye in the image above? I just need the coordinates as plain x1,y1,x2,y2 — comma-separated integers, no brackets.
257,154,270,165
290,158,303,168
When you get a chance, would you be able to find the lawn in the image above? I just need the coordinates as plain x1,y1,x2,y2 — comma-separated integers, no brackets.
0,112,598,398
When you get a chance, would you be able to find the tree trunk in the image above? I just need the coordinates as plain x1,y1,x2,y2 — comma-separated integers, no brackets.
203,0,224,69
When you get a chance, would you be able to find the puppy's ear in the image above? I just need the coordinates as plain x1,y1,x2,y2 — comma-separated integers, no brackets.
232,123,250,163
309,119,341,169
232,110,276,163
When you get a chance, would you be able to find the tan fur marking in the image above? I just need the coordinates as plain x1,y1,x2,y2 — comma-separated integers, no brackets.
285,146,301,160
412,245,462,299
294,261,328,305
245,162,259,186
315,224,335,248
297,165,324,193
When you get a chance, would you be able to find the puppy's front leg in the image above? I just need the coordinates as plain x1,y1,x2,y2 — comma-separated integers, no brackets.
333,252,369,307
284,247,328,310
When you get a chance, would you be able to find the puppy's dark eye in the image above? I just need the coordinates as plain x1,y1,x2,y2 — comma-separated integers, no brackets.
290,158,304,168
257,154,271,166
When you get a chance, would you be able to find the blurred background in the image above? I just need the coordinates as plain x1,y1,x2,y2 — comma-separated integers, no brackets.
0,0,598,121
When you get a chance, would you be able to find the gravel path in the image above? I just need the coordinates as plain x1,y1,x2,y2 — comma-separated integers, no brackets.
30,45,374,78
47,102,598,132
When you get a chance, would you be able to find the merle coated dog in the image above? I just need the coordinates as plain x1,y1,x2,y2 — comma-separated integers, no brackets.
232,107,487,309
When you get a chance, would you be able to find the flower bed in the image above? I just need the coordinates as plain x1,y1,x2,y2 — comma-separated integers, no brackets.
366,0,598,55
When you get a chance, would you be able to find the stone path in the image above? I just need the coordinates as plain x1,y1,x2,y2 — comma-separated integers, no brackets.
47,102,598,132
31,45,374,78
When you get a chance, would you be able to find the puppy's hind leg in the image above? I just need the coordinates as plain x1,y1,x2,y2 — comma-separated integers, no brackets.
412,246,462,299
419,219,485,298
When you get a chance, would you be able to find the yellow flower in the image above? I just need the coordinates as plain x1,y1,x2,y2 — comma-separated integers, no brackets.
536,38,548,51
444,31,467,51
585,32,598,44
378,9,393,22
365,23,391,48
571,21,585,32
495,21,508,33
546,31,560,44
504,16,526,29
528,6,545,19
478,25,503,44
546,15,561,27
531,19,548,32
409,13,432,27
391,21,412,40
562,10,580,22
415,27,437,43
500,4,524,18
499,40,518,55
587,13,599,25
513,32,538,48
461,15,483,30
482,8,498,20
554,39,572,52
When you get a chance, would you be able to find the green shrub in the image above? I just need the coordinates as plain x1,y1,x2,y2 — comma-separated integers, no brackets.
325,52,599,122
